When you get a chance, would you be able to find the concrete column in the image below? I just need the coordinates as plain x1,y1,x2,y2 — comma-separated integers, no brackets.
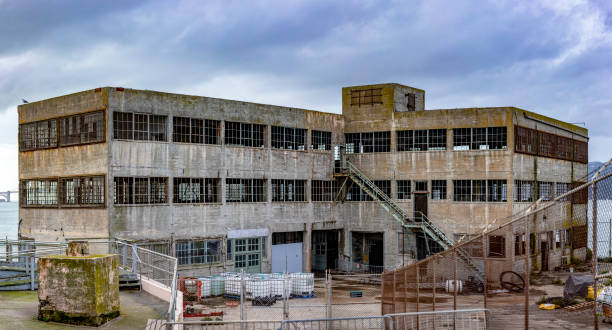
304,224,312,272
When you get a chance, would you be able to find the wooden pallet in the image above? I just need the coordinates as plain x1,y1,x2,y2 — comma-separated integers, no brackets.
564,301,594,312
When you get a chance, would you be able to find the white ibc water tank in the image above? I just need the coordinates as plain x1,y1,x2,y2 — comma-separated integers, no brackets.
209,275,225,296
269,278,290,298
225,276,242,296
445,280,463,293
199,278,212,297
290,273,314,295
246,278,271,299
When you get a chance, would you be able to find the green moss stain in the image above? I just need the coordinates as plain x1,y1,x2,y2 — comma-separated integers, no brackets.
38,254,119,326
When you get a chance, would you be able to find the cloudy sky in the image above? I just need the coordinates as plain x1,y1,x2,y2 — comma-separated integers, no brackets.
1,0,611,190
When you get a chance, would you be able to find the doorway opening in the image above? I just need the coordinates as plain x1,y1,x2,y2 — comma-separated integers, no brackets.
312,230,339,272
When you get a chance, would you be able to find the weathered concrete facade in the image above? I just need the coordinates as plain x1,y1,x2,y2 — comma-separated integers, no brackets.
18,83,588,274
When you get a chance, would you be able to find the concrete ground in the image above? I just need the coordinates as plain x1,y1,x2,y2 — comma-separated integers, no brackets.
0,290,167,329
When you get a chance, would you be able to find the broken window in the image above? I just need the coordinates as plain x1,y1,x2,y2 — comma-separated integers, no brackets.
557,135,573,160
113,177,167,205
272,232,303,245
431,180,447,200
452,128,471,151
176,239,221,265
19,119,58,151
59,176,105,206
453,127,507,150
555,231,561,249
271,126,307,150
487,180,507,202
397,129,446,151
345,131,390,153
225,178,266,202
173,117,220,145
538,181,553,201
312,180,337,201
173,177,219,203
397,180,411,199
113,112,133,140
555,182,570,200
514,126,537,154
406,93,416,111
20,179,58,207
538,131,556,158
271,179,306,201
514,234,526,256
472,180,486,202
350,88,383,106
514,180,534,202
347,184,372,201
113,177,133,204
574,140,588,163
112,112,167,141
224,121,265,148
373,180,392,197
59,111,105,146
453,180,471,202
414,181,427,192
311,130,332,150
488,235,505,258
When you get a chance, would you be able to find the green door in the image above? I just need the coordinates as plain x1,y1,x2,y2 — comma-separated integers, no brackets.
233,237,262,273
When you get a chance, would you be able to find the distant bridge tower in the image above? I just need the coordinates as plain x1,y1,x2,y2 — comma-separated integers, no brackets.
0,191,18,202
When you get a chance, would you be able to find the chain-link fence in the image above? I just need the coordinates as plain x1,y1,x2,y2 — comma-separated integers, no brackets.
382,160,612,329
177,271,382,323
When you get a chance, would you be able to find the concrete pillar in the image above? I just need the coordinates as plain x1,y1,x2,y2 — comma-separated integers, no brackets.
304,224,312,272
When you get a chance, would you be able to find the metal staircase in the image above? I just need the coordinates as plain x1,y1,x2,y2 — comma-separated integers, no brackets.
336,159,484,283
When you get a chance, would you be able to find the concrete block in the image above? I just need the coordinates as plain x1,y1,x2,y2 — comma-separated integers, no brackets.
38,254,120,326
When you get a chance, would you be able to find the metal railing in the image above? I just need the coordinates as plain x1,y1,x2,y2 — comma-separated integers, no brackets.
341,160,484,282
279,315,393,330
387,309,490,330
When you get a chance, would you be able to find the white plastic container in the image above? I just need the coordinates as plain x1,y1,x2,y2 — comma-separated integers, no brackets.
198,277,212,297
290,273,314,295
269,278,290,298
225,276,242,296
246,278,271,299
445,280,463,293
209,275,225,296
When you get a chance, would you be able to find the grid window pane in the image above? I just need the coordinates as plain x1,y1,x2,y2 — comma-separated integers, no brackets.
225,178,266,202
312,180,337,201
113,177,133,204
453,180,472,202
345,131,390,153
20,179,58,206
514,180,534,202
487,179,507,202
311,130,332,150
397,180,411,199
350,88,383,106
113,112,133,140
272,179,306,201
431,180,446,200
538,181,553,201
472,180,486,202
271,126,307,150
225,122,265,148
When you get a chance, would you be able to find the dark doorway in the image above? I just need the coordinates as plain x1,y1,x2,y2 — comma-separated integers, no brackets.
541,241,549,271
369,238,384,267
312,230,339,272
351,232,384,272
414,193,428,221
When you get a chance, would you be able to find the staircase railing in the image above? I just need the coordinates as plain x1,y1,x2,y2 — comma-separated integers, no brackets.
341,160,484,282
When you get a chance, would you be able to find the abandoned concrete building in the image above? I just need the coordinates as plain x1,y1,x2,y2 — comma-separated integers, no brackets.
17,83,588,275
